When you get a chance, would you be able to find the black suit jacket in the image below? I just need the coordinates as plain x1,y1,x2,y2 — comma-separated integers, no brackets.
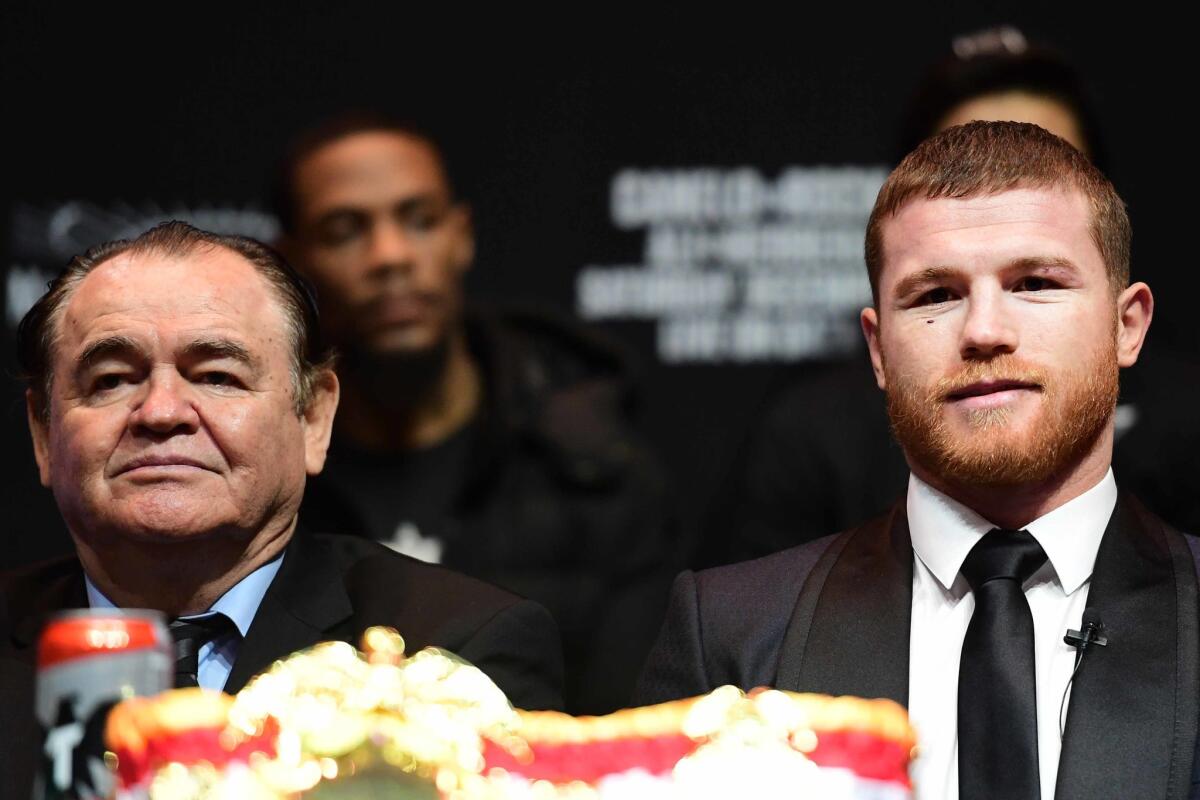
638,496,1200,800
0,532,564,800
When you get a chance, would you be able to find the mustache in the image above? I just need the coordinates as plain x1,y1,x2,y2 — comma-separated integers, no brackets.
931,356,1048,400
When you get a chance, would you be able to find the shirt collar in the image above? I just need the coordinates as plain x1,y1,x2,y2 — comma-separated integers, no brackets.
84,551,284,637
908,468,1116,596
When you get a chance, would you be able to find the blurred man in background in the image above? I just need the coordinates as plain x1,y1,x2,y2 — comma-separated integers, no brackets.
698,26,1200,568
274,115,675,714
896,25,1103,163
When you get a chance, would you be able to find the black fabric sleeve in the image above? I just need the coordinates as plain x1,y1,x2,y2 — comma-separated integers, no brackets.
456,597,565,712
632,571,711,707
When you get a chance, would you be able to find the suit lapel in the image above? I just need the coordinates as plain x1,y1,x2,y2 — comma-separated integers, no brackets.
8,559,88,659
775,505,913,705
4,543,357,695
224,535,354,693
1056,496,1199,800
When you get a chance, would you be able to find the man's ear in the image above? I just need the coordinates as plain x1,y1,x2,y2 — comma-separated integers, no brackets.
302,369,340,476
861,306,887,391
1116,281,1154,368
26,389,52,487
450,204,475,275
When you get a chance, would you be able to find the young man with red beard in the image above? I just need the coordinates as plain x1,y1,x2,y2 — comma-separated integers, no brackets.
637,122,1200,800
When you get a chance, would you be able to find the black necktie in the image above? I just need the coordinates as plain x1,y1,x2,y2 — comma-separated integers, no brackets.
958,529,1048,800
168,613,236,689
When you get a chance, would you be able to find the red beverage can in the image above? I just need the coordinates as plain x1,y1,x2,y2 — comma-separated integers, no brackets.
34,608,172,800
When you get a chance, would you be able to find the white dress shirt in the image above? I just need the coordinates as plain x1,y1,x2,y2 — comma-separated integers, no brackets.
906,469,1116,800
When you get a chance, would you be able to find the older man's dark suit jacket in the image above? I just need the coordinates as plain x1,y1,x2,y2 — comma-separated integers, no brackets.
637,496,1200,800
0,532,564,800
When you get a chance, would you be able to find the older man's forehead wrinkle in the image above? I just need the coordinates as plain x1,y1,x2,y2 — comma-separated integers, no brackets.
63,313,273,370
61,282,263,341
84,249,273,306
77,294,252,323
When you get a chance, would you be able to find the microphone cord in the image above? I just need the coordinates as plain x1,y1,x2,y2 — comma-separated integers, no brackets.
1058,649,1085,740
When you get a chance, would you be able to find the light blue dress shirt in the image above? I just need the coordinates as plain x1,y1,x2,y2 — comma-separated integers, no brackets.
84,553,284,691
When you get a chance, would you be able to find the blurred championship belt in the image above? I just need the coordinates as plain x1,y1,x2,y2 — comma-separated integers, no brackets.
105,627,916,799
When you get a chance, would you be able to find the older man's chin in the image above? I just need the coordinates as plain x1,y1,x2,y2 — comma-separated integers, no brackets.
70,502,284,548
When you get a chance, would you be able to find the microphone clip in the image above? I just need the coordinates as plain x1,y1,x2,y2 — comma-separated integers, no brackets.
1064,622,1108,650
1059,610,1108,739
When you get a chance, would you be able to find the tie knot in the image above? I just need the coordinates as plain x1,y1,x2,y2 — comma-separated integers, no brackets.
960,529,1048,590
168,613,236,656
168,613,237,689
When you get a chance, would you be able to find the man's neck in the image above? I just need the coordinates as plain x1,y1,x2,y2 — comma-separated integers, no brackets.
335,331,481,451
73,519,294,617
909,430,1115,530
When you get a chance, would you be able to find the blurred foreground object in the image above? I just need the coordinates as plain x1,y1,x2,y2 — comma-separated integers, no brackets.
105,627,915,799
35,609,172,800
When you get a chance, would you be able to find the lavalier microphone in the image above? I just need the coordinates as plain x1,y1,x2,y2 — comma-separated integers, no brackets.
1059,608,1108,738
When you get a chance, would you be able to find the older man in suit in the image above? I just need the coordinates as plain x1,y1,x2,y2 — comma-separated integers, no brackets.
0,222,563,800
638,122,1200,799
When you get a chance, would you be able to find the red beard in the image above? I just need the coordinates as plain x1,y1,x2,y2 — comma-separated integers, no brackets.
884,345,1118,488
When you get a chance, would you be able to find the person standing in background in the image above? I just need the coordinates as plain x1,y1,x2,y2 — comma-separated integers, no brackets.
274,114,676,714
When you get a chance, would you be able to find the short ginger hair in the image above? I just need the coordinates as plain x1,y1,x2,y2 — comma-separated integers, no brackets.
864,121,1130,303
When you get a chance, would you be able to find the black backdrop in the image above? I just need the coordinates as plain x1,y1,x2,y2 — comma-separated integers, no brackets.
2,6,1195,568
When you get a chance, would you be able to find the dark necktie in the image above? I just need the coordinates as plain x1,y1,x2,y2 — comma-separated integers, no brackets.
958,529,1048,800
168,613,237,689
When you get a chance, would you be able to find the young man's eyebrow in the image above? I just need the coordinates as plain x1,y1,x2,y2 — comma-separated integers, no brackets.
892,266,960,299
890,257,1082,301
1007,255,1080,273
